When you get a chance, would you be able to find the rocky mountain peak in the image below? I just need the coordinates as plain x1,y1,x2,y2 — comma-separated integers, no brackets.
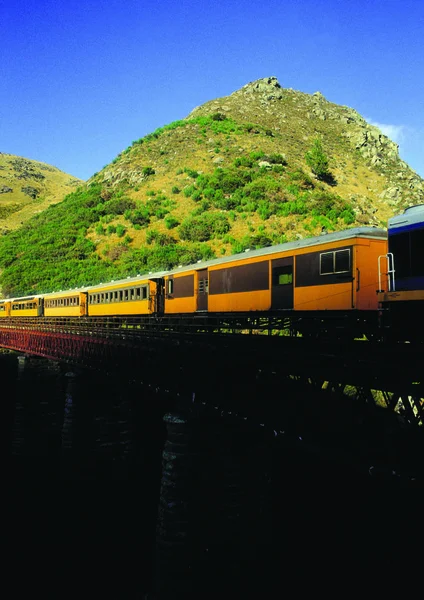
240,76,284,100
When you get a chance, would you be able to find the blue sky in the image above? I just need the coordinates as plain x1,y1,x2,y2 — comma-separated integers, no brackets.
1,0,423,181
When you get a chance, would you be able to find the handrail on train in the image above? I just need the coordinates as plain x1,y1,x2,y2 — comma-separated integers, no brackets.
378,253,395,292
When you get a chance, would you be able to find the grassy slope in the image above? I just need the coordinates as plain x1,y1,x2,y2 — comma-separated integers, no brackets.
0,79,423,297
0,153,82,232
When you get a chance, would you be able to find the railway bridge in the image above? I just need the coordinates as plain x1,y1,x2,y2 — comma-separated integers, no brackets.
1,314,423,428
2,314,423,599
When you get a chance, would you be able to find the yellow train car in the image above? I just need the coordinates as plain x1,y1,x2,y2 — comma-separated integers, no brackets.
10,296,43,317
162,227,388,314
0,300,11,317
43,290,88,317
86,272,167,317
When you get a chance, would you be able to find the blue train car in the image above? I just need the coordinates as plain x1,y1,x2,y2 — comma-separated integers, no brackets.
378,204,424,340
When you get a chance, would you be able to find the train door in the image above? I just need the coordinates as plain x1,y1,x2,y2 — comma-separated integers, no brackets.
152,278,165,315
37,298,44,317
271,257,294,309
80,292,88,317
196,269,209,311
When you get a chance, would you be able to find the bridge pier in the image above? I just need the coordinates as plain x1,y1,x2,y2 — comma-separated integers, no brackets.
154,399,272,599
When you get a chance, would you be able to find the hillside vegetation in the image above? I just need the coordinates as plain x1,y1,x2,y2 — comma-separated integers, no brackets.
0,77,423,298
0,153,82,234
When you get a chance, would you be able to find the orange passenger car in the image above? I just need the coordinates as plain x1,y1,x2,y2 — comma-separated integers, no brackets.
162,227,388,314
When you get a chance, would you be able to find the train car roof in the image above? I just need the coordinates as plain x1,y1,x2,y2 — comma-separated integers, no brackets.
388,204,424,232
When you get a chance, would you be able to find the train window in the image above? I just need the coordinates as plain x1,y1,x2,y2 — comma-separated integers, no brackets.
320,252,335,275
335,249,350,273
123,289,129,301
168,280,174,295
273,266,293,285
142,286,148,300
320,249,350,275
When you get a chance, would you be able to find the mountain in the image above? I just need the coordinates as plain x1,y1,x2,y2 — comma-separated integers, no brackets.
0,153,82,233
0,76,423,297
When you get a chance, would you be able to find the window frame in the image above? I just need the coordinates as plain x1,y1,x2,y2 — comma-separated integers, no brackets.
320,248,351,276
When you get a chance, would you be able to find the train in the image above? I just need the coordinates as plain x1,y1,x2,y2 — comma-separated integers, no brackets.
377,204,424,341
0,204,423,341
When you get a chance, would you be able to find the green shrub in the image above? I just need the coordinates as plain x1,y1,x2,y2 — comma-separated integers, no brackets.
146,230,175,246
164,216,180,229
250,150,265,160
153,207,169,219
143,167,155,176
234,157,255,168
305,139,331,180
341,209,355,224
267,153,287,165
211,113,227,121
127,208,150,226
288,168,314,189
191,200,211,216
183,185,196,197
184,168,199,179
178,213,230,242
100,197,136,216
